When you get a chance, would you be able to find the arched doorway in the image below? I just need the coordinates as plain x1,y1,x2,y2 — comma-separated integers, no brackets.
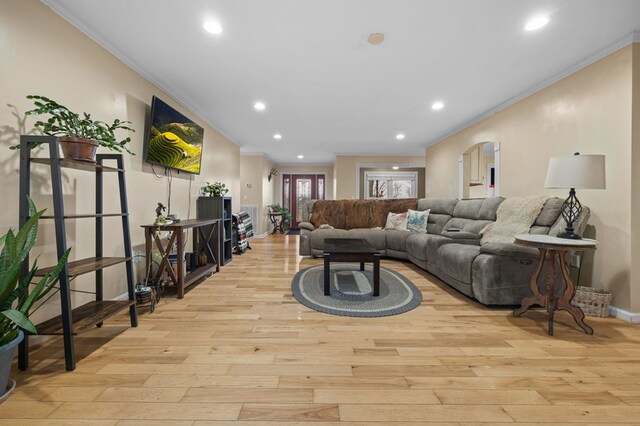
458,141,500,199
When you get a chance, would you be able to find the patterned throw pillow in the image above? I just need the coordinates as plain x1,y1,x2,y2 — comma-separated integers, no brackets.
406,209,429,233
385,212,408,230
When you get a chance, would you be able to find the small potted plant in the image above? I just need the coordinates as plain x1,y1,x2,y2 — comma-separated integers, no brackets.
269,203,292,229
11,95,135,162
0,198,70,399
200,182,228,197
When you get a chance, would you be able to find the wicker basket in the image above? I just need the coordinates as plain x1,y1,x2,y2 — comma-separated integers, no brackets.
571,286,611,318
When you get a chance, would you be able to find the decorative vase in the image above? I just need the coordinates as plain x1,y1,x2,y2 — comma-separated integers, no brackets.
0,330,23,401
59,136,99,162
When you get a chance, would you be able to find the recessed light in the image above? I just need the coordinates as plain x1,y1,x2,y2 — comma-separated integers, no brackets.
396,133,405,140
203,20,223,34
367,33,385,45
392,166,399,170
297,155,304,159
254,101,266,111
524,15,549,31
431,101,444,110
273,134,282,140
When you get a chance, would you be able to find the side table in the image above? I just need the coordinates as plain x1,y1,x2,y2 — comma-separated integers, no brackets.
141,219,220,299
269,212,285,234
513,234,597,335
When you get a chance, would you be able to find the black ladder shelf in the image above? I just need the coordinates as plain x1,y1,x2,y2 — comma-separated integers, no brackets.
18,135,138,372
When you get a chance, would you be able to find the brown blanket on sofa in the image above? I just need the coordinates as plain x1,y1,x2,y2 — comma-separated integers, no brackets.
310,199,417,229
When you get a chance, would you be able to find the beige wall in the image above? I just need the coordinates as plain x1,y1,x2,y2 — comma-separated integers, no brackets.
239,154,275,235
631,43,640,312
426,45,636,311
335,155,426,200
0,0,240,322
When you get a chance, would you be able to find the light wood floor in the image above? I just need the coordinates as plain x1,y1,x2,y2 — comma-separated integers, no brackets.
2,234,640,424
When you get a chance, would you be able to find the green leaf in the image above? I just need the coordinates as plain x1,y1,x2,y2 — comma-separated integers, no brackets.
1,309,36,334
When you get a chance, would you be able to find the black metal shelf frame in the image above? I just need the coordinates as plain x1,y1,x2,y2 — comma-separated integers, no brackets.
18,135,138,372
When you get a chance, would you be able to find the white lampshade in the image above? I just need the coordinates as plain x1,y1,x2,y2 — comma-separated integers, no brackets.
544,154,606,189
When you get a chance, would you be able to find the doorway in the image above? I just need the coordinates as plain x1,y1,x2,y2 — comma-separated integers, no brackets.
458,141,500,199
282,174,326,228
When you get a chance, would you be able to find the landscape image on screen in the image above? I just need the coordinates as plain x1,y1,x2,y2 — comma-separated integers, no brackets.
146,97,204,174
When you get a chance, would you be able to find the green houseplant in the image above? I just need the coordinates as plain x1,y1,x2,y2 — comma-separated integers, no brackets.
0,198,70,398
269,203,292,228
200,182,228,197
12,95,135,162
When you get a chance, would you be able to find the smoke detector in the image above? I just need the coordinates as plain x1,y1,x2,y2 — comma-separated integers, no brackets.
367,33,385,45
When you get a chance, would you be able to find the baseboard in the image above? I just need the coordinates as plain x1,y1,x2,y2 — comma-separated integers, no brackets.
609,305,640,323
253,229,274,238
114,292,130,301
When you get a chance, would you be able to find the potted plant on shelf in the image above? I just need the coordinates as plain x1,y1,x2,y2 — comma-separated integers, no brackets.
11,95,135,162
200,182,228,197
0,198,69,400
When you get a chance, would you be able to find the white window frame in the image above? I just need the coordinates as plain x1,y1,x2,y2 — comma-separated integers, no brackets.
364,171,418,199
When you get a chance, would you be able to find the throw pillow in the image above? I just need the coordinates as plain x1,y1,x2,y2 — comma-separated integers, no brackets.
406,209,429,233
385,212,408,230
318,224,334,229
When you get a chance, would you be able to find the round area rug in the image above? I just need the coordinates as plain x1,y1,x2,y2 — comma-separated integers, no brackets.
291,263,422,317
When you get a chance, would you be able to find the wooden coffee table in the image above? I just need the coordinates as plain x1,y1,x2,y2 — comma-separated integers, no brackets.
323,238,381,296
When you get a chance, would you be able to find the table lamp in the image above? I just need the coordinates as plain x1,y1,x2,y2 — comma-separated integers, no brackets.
544,153,605,239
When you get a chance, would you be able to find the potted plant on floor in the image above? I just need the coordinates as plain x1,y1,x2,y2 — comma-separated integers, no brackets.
11,95,135,162
0,198,69,400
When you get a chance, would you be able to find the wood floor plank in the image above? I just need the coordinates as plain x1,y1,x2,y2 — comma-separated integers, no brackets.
434,389,549,405
313,389,440,404
503,404,640,423
3,235,638,424
338,404,514,422
48,402,241,421
95,387,188,402
238,403,340,421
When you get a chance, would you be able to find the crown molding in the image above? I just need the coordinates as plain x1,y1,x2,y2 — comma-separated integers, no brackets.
426,30,640,148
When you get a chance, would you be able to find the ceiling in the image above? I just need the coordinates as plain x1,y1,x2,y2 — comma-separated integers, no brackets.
44,0,640,165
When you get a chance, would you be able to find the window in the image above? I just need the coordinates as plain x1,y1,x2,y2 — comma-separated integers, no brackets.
364,171,417,199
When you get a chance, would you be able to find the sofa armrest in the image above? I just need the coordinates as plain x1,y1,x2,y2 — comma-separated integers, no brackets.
299,221,316,231
479,242,539,259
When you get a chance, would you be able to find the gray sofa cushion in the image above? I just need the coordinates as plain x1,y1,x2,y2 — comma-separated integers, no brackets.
347,228,387,250
427,213,451,235
437,244,482,284
452,199,484,220
479,197,504,221
479,243,539,259
406,233,449,261
442,217,492,235
298,221,315,231
534,197,563,227
310,228,349,250
425,234,477,260
386,229,412,251
417,198,458,215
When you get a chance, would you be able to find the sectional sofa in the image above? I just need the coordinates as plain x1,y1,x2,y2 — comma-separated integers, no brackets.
298,197,589,306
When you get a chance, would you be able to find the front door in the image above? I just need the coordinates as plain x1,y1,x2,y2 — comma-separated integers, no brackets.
282,174,325,228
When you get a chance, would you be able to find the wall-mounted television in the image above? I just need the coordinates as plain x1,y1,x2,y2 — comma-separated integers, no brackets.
144,96,204,174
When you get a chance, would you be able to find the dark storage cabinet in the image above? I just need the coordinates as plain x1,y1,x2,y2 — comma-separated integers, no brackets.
196,196,232,265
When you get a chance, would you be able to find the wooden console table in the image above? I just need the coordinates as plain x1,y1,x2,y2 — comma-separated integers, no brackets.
513,234,597,335
142,218,220,298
